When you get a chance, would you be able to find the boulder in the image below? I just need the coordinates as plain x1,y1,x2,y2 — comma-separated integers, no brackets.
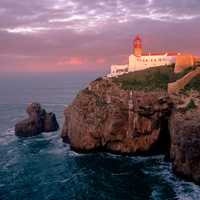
15,103,59,137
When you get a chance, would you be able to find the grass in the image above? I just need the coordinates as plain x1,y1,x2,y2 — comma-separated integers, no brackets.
113,65,175,91
113,65,200,92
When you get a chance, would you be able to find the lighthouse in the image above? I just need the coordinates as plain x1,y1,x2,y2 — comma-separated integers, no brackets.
108,34,178,77
134,35,143,57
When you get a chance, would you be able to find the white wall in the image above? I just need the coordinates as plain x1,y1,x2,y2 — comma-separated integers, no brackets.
129,54,176,72
109,54,176,77
108,64,128,77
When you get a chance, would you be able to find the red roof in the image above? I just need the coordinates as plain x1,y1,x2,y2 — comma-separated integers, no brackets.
167,52,178,56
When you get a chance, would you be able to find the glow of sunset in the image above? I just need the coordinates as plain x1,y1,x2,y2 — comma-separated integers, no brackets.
0,0,200,73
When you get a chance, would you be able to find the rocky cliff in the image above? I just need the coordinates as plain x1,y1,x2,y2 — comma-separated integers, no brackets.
170,93,200,184
62,78,173,154
62,66,200,184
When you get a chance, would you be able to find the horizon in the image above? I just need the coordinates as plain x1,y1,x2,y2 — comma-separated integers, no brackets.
0,0,200,74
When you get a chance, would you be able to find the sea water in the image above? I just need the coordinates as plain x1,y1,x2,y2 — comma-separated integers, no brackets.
0,71,200,200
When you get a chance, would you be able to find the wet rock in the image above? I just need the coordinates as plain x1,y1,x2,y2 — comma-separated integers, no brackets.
43,112,59,132
15,103,59,137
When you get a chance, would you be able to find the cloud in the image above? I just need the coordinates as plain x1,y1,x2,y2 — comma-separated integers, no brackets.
58,57,87,65
4,27,52,34
0,0,200,72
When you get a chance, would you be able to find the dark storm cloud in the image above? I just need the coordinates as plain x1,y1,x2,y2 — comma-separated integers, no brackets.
0,0,199,72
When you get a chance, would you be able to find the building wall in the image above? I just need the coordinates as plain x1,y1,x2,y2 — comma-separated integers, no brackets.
108,64,128,77
129,54,176,72
194,56,200,66
175,54,194,73
168,68,200,94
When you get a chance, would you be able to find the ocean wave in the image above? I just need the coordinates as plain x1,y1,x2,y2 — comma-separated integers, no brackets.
0,128,16,145
142,160,200,200
105,153,164,164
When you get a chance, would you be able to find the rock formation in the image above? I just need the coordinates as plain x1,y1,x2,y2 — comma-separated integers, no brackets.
15,103,59,137
62,66,200,184
62,78,173,154
170,94,200,184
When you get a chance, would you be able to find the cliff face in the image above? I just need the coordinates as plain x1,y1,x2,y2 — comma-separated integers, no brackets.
62,66,200,184
62,78,173,154
169,95,200,184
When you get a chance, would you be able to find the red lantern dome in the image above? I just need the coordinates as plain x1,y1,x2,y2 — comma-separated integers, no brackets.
133,35,142,56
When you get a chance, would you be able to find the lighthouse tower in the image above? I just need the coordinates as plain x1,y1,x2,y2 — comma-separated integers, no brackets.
134,35,143,57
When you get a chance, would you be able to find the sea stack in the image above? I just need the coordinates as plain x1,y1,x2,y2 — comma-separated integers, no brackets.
15,102,59,137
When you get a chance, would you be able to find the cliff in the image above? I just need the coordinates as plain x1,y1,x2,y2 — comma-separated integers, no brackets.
62,65,200,184
169,92,200,184
62,77,173,154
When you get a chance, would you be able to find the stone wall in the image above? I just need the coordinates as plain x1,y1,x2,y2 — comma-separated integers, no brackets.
168,68,200,94
194,56,200,66
175,54,194,73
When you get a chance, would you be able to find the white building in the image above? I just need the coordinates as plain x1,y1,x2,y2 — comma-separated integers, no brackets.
109,65,128,77
108,35,177,77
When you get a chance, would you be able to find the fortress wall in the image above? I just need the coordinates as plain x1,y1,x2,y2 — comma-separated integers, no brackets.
194,56,200,66
168,68,200,94
175,54,194,73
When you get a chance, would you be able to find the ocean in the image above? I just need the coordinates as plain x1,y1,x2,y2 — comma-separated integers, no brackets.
0,71,200,200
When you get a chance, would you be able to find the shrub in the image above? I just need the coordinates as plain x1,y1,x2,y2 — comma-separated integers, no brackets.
186,99,197,111
184,75,200,92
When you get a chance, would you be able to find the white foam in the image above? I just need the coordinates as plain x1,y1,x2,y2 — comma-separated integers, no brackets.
0,128,16,145
143,161,200,200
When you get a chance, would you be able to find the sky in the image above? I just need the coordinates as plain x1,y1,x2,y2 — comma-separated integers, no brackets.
0,0,200,73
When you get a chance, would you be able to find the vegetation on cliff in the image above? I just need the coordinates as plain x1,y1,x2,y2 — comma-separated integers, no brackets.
184,74,200,92
186,99,197,111
113,65,175,91
113,64,200,94
174,66,196,81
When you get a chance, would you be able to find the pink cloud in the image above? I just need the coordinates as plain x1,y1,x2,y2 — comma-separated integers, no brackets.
58,57,88,66
96,58,106,64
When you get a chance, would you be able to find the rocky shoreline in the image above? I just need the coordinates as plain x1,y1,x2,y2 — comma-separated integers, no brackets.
14,66,200,185
62,74,200,185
